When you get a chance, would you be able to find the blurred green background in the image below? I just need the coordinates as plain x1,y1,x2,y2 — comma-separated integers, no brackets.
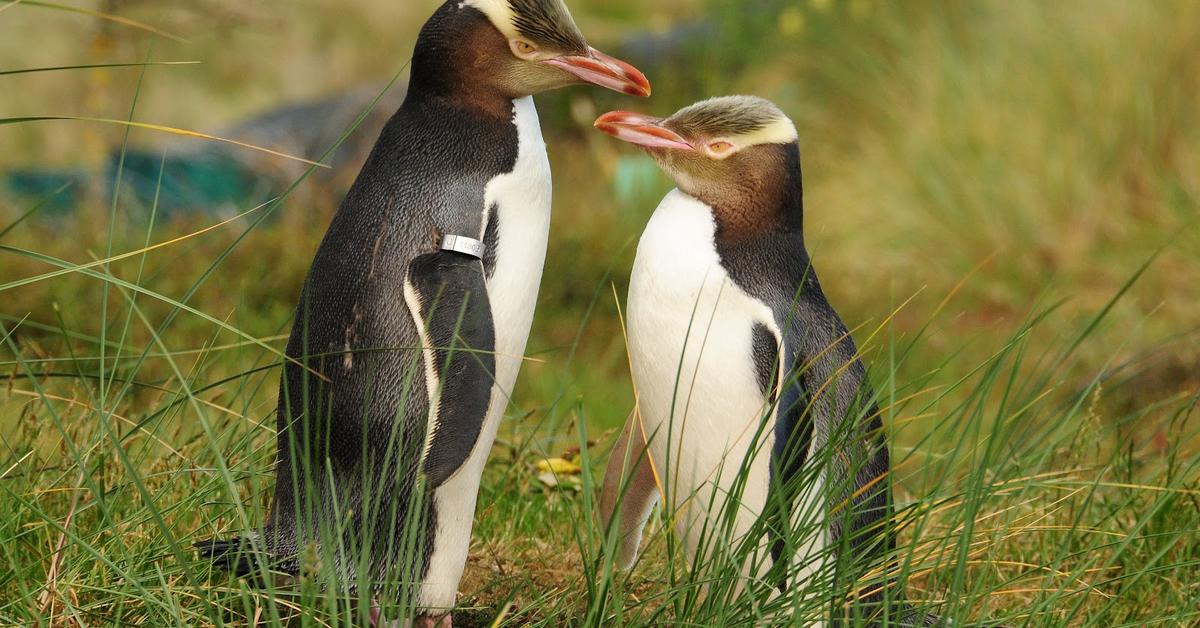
2,0,1199,624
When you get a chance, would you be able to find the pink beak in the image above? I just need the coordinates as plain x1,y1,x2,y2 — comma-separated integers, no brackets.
545,47,652,97
593,111,693,151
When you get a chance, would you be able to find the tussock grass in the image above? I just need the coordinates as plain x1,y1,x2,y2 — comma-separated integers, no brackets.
1,0,1197,626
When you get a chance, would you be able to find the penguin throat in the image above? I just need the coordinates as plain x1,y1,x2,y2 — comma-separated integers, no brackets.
708,196,802,245
695,144,805,244
693,179,803,245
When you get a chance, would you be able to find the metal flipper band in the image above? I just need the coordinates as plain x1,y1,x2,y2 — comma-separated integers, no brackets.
440,234,486,260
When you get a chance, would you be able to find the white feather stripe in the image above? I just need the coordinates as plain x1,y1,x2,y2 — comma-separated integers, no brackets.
402,277,442,468
728,116,799,149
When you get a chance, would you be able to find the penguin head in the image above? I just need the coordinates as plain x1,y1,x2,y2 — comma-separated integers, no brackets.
428,0,650,99
594,96,801,216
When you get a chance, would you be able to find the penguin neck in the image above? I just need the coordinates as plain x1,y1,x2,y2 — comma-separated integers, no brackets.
405,76,516,121
698,144,805,246
407,2,518,119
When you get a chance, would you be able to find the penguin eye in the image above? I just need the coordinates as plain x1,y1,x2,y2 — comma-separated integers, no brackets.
706,141,737,159
511,39,539,59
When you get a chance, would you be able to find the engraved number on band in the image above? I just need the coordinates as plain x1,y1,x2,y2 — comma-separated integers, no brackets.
440,234,486,260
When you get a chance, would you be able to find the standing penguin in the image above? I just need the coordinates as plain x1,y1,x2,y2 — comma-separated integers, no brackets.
595,97,940,625
197,2,649,625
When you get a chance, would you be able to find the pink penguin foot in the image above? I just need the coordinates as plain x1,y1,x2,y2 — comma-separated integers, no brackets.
413,613,452,628
368,606,452,628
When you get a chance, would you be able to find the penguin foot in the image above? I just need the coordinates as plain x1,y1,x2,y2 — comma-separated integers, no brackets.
195,535,263,577
413,614,452,628
368,606,451,628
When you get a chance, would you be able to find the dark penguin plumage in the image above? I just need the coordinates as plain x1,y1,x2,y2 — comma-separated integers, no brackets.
196,1,649,621
596,97,953,626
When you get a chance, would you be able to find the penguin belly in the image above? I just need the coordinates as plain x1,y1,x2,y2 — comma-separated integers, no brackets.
627,190,825,588
417,96,552,608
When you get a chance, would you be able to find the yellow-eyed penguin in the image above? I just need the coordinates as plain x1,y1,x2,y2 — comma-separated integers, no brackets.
196,2,650,626
595,97,943,626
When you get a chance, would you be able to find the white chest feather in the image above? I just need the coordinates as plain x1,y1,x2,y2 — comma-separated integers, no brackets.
483,96,552,376
627,190,788,561
628,190,779,488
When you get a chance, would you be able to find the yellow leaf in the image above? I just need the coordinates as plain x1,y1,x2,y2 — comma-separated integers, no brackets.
536,457,582,475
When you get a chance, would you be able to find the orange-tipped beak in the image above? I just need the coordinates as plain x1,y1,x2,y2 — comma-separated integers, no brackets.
594,111,693,150
546,47,652,97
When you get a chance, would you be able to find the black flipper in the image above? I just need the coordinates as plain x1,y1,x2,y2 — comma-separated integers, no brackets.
406,249,496,489
754,321,816,593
